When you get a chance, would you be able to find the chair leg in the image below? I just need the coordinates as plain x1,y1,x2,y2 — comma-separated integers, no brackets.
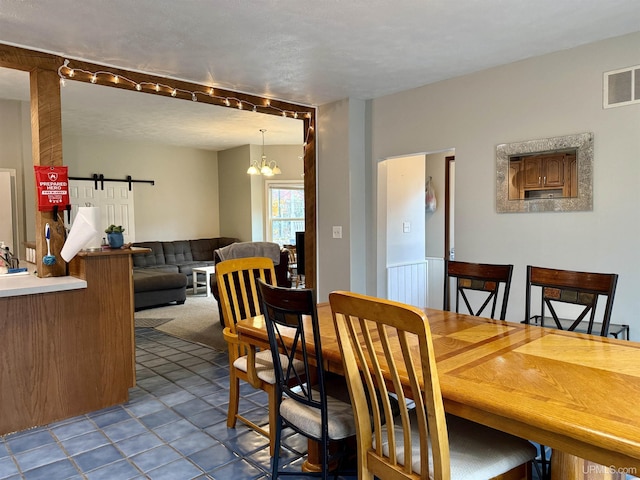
267,385,278,456
227,369,240,428
271,415,283,478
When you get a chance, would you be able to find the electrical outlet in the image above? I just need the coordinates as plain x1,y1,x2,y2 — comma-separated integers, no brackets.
332,226,342,239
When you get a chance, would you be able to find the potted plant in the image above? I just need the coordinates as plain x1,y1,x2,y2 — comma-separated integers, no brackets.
105,224,125,248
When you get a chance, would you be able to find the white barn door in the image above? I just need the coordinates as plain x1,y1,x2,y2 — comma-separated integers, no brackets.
68,180,136,244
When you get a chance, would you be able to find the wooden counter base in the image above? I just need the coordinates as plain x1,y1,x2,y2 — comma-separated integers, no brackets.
0,250,137,436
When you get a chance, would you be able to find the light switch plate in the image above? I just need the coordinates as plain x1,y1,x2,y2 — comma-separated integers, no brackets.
332,226,342,239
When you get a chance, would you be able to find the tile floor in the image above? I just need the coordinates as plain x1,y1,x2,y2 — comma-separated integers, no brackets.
0,326,604,480
0,327,352,480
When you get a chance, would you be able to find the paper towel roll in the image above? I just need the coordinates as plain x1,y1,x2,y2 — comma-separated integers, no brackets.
78,206,101,250
60,207,100,262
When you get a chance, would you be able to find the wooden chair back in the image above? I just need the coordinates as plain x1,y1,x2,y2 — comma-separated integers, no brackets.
330,291,450,480
284,245,300,287
444,260,514,320
215,257,277,360
525,265,618,337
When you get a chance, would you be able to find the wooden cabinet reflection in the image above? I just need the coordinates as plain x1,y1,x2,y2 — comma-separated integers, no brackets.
509,150,577,200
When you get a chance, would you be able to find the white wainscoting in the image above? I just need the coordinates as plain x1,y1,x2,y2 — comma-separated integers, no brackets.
386,260,428,308
386,257,445,309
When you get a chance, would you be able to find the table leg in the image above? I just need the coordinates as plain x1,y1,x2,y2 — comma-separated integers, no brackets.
551,450,626,480
193,271,199,295
205,272,211,297
302,437,356,472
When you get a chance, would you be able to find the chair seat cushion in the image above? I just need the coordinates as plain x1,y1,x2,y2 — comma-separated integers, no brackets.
377,411,536,480
232,349,304,385
280,387,356,441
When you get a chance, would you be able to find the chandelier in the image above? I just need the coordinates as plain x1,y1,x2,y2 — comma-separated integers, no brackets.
247,129,281,176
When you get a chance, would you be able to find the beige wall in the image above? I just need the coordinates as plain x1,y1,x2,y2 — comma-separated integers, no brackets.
425,151,451,259
62,135,220,241
218,145,255,241
335,31,640,337
0,99,29,256
218,143,305,242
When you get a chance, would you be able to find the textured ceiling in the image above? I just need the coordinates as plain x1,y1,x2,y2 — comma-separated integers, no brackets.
1,0,640,150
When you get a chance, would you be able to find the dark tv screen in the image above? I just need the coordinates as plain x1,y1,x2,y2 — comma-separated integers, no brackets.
295,231,305,276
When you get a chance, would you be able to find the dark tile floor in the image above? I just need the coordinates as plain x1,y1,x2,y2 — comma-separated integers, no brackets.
0,328,350,480
0,326,591,480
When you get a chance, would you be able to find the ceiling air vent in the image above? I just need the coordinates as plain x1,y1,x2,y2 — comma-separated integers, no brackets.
603,65,640,108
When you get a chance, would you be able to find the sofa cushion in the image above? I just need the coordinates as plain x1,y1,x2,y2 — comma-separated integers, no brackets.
190,237,238,261
133,269,187,293
162,241,193,264
132,242,166,268
213,237,239,250
190,239,217,261
134,265,179,274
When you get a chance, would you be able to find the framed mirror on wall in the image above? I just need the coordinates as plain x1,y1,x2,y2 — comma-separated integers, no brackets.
496,132,593,213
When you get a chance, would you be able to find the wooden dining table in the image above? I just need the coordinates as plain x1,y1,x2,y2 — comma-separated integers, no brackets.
236,303,640,480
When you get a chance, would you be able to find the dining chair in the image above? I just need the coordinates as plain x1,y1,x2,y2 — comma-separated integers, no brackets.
257,279,356,479
215,256,291,455
444,260,514,320
524,265,619,337
284,245,300,288
523,265,619,480
330,291,537,480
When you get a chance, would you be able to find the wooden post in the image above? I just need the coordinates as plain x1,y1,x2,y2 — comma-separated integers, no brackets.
30,68,66,277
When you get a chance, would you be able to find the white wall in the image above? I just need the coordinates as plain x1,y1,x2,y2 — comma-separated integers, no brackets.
384,155,426,265
365,31,640,336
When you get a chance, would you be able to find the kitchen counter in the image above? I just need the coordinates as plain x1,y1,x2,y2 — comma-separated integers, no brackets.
0,271,87,298
0,249,139,435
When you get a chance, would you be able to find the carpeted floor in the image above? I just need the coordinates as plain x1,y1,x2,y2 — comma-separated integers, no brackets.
134,292,227,351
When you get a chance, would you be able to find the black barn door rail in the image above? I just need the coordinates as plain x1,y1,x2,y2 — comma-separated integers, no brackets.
69,174,155,191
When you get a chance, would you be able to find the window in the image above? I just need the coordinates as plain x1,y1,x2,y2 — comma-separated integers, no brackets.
267,182,304,246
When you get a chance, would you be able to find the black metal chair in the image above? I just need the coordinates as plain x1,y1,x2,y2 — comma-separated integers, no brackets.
256,279,356,479
524,265,619,337
444,260,514,320
523,265,620,480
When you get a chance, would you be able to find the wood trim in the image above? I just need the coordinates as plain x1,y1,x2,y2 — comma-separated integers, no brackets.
0,42,317,287
444,155,455,260
303,117,316,289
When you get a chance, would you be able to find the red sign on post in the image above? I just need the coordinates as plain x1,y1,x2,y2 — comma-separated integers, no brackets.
34,166,70,212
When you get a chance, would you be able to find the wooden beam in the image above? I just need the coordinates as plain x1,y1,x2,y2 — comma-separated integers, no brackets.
30,68,66,277
303,117,316,289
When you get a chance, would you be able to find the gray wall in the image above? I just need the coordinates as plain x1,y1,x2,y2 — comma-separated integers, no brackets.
425,151,450,259
318,31,640,337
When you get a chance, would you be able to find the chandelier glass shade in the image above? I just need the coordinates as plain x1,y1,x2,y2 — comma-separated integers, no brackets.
247,129,281,176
